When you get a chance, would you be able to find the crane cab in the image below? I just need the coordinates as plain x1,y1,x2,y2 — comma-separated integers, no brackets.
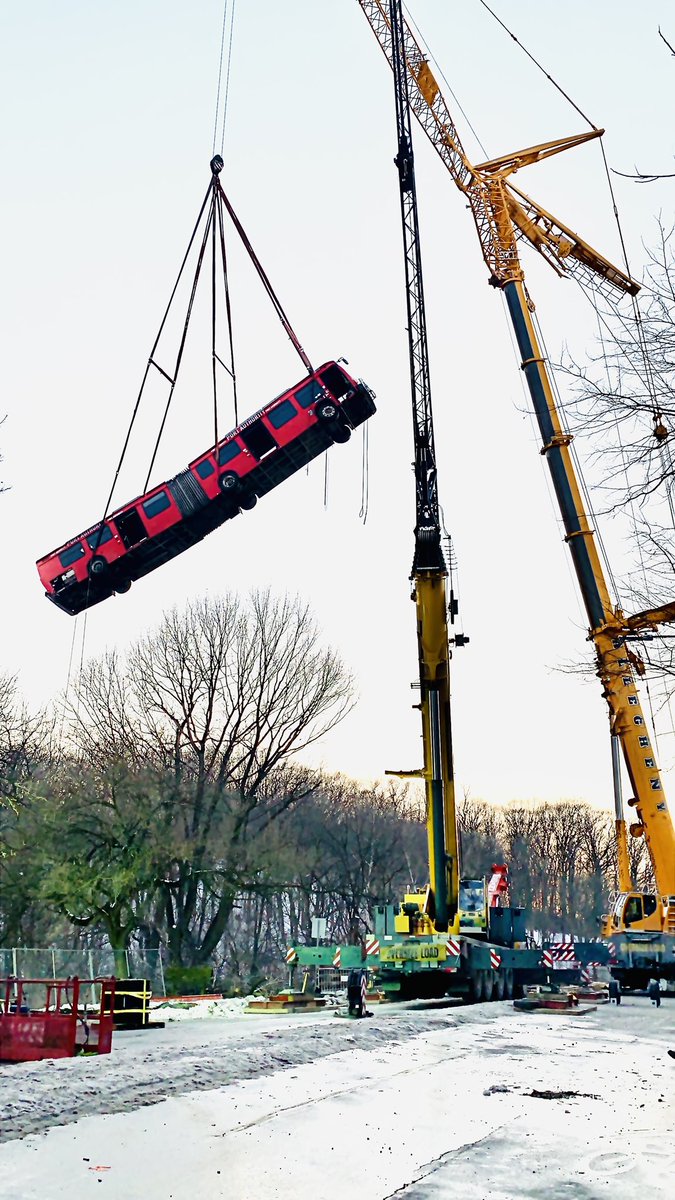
604,891,666,935
458,879,488,934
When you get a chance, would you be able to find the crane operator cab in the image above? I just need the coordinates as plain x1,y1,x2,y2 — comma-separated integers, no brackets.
606,891,665,934
458,879,488,934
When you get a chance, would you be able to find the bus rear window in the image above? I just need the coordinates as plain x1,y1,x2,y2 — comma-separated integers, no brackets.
218,441,241,466
86,525,113,552
143,491,171,519
267,399,297,429
59,542,85,568
295,380,324,409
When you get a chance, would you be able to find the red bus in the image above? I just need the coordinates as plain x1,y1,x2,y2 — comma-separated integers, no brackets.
37,361,376,615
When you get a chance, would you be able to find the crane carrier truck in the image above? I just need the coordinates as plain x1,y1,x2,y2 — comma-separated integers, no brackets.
287,1,606,1004
355,0,675,992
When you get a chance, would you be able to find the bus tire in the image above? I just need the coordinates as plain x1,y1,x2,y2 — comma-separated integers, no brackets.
332,424,351,444
239,491,257,511
115,578,132,594
219,471,239,493
89,556,108,578
317,401,338,422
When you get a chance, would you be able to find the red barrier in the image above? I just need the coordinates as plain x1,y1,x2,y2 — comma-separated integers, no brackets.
0,976,116,1062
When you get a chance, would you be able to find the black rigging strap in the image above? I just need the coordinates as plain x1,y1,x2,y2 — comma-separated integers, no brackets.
214,163,313,376
97,155,313,538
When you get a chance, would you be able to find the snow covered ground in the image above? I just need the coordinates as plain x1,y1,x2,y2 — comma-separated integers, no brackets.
0,997,673,1199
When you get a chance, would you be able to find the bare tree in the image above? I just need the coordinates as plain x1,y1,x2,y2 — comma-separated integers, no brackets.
36,764,170,976
563,222,675,603
0,674,53,800
67,591,355,965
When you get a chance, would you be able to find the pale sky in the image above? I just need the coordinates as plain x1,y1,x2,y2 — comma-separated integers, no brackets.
2,1,675,810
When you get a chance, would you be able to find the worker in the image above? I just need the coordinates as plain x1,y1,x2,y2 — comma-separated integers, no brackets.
608,978,621,1005
647,978,661,1007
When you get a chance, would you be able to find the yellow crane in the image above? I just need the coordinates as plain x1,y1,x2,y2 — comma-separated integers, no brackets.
357,1,675,980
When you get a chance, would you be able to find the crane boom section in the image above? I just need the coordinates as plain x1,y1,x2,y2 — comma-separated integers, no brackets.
358,2,675,900
506,279,675,895
389,0,458,931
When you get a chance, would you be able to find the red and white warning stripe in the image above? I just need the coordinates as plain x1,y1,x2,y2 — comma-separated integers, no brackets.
285,947,298,965
489,949,501,970
541,949,554,969
551,945,576,962
445,937,461,958
332,947,341,968
365,936,380,957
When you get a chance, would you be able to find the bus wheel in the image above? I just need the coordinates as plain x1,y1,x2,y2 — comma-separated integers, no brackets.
115,578,131,594
332,424,351,444
89,556,108,578
219,471,239,493
239,492,257,511
317,401,338,422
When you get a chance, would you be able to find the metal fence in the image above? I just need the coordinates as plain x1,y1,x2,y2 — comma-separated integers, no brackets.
317,967,348,993
0,947,166,996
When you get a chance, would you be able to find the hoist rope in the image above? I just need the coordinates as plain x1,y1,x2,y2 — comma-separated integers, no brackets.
578,277,675,527
592,299,653,603
60,617,79,744
359,420,370,523
402,3,488,159
211,192,219,454
477,0,665,437
65,4,242,686
216,195,239,426
212,0,237,156
475,0,598,131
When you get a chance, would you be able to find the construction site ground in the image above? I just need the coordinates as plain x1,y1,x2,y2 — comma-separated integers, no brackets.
0,996,673,1199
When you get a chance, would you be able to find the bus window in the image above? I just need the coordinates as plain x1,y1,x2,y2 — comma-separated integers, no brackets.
217,441,241,466
240,420,277,460
86,525,113,552
116,508,148,548
59,542,85,569
295,379,324,409
267,399,297,429
320,364,352,398
143,491,171,519
195,458,215,479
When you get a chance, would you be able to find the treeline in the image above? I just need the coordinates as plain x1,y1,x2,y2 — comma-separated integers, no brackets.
0,592,652,991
